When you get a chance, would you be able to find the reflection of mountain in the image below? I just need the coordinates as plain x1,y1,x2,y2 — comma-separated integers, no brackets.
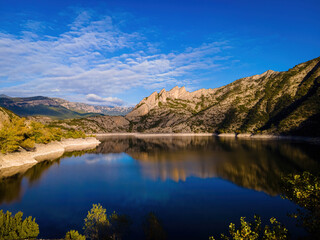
1,137,319,204
96,136,320,195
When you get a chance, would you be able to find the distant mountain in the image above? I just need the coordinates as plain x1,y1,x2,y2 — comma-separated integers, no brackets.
0,94,10,99
125,56,320,136
52,98,133,116
0,96,132,120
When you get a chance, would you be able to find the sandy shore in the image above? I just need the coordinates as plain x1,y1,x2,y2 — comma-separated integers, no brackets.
0,137,100,178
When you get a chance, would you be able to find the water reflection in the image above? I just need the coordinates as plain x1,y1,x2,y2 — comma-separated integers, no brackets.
0,136,319,204
96,136,320,195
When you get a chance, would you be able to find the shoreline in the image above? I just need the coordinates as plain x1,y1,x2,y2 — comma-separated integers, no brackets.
2,132,318,179
95,132,320,144
0,137,100,178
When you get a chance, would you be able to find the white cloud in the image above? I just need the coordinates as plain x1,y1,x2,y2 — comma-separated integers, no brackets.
0,11,232,105
86,93,123,106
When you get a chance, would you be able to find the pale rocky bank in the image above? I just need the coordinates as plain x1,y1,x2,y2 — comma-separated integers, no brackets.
0,137,100,178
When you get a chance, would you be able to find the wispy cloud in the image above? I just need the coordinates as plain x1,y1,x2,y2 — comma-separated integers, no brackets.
0,11,232,106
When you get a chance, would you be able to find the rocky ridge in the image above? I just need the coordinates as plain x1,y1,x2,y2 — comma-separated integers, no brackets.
124,56,320,136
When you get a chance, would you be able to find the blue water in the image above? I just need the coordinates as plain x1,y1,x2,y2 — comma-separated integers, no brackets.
1,136,319,239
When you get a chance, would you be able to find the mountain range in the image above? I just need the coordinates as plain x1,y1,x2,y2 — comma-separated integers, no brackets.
123,56,320,136
0,95,133,119
1,56,319,136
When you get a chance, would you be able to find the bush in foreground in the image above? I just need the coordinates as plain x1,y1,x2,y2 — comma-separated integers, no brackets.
65,230,86,240
0,210,39,239
83,203,130,240
209,215,288,240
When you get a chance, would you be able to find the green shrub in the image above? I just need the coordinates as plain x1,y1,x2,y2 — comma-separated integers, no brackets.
20,138,35,150
83,204,129,240
0,210,39,240
65,230,86,240
0,118,26,153
209,215,288,240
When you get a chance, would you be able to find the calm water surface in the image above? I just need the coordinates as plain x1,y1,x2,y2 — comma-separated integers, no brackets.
1,136,320,239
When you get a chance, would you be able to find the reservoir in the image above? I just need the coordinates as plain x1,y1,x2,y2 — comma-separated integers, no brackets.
0,136,319,239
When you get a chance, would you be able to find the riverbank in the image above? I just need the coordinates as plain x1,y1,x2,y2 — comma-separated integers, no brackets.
0,137,100,178
95,132,320,144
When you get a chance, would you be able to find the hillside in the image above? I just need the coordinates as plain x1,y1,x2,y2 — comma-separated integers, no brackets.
125,56,320,136
0,107,17,129
0,96,131,120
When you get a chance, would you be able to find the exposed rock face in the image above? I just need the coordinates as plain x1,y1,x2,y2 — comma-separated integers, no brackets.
127,86,215,118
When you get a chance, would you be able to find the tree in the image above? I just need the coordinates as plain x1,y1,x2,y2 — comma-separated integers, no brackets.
65,230,86,240
143,212,166,240
0,117,27,153
83,204,129,240
83,204,109,240
0,210,39,239
209,215,288,240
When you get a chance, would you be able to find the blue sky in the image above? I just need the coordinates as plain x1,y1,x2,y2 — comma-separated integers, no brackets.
0,0,319,106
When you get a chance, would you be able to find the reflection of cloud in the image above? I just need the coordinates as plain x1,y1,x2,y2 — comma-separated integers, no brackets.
0,11,232,104
85,153,125,164
103,153,125,162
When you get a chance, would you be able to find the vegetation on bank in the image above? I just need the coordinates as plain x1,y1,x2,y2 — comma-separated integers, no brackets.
0,117,86,154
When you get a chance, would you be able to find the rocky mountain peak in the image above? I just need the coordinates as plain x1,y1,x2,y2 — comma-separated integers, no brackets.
127,86,194,118
251,69,277,80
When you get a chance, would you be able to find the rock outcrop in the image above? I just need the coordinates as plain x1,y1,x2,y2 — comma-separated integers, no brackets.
127,86,215,118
